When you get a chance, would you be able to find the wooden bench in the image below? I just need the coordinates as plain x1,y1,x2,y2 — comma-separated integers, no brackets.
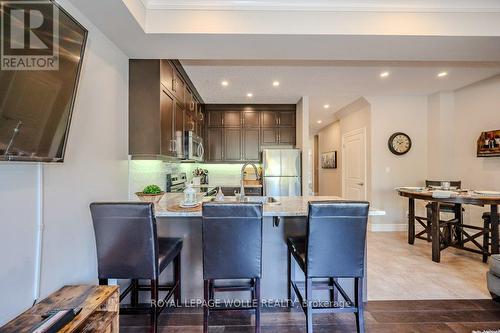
0,285,119,333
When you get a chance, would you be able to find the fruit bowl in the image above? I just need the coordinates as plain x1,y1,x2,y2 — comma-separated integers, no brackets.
135,191,165,203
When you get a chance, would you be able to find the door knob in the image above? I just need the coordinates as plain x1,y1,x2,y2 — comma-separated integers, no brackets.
357,182,364,186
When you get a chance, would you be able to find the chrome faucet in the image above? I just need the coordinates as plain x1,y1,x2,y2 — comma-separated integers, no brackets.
238,162,259,201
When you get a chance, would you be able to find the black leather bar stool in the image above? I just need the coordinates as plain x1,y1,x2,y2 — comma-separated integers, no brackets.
483,212,500,262
287,201,370,333
90,202,182,333
202,202,263,333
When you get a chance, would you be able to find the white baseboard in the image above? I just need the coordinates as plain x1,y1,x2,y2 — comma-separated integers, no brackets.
369,222,407,232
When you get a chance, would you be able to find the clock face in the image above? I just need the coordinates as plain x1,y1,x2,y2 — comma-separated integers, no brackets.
388,132,412,155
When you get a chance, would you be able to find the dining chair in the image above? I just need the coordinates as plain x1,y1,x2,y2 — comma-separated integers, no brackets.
423,180,464,244
90,202,182,333
202,202,263,333
287,201,370,333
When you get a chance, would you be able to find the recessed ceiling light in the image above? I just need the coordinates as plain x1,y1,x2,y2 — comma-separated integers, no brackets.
323,104,330,109
437,72,448,77
317,120,323,124
273,81,280,87
380,71,390,78
221,80,229,86
246,93,253,98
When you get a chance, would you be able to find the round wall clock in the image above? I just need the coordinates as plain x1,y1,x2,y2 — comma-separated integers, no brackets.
388,132,412,155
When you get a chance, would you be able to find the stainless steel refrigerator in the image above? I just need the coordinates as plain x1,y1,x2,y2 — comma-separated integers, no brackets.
263,148,302,196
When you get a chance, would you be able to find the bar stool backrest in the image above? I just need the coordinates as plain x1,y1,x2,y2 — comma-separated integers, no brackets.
90,202,159,280
202,203,263,280
306,201,369,278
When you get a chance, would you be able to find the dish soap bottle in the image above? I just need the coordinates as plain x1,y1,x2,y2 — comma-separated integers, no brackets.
215,187,224,202
183,184,197,205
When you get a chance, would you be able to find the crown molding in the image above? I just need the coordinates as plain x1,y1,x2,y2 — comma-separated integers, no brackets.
143,0,500,13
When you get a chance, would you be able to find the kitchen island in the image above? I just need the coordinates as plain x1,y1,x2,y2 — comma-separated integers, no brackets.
151,194,384,302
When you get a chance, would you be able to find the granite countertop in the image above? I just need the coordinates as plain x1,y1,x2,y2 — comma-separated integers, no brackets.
152,193,385,218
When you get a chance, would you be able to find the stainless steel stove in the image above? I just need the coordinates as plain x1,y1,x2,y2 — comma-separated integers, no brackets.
166,172,187,193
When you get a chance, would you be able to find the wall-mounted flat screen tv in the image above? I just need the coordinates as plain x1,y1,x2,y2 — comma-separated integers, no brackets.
0,0,87,162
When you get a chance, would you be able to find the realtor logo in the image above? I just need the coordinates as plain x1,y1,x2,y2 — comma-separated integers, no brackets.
1,0,59,70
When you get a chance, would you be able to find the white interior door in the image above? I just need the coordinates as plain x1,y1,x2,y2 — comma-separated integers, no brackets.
342,128,366,200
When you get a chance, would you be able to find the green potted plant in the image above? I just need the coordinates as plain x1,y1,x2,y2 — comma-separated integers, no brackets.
135,184,165,203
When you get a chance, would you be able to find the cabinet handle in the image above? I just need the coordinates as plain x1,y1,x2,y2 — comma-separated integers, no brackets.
222,118,224,126
278,117,281,125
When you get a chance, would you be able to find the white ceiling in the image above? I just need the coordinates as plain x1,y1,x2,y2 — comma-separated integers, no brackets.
66,0,500,132
181,60,500,132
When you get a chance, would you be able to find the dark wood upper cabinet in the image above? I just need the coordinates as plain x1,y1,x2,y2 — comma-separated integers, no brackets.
279,127,295,144
224,128,242,161
172,70,185,102
279,111,295,127
160,60,173,91
243,111,260,127
243,128,260,161
130,60,179,157
208,111,224,126
207,128,224,161
204,105,296,162
224,111,241,127
160,88,174,155
261,111,278,127
130,59,203,159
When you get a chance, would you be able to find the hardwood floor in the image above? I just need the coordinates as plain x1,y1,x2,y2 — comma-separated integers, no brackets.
367,231,490,300
120,299,500,332
121,231,498,331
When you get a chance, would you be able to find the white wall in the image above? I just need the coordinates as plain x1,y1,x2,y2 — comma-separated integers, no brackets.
317,98,371,198
0,0,129,325
451,75,500,226
367,96,428,228
427,91,456,180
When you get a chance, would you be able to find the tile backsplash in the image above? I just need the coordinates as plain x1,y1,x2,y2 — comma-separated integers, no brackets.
128,160,180,199
129,160,262,199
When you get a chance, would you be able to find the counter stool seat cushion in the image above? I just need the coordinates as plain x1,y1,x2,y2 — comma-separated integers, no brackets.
491,255,500,277
158,237,183,273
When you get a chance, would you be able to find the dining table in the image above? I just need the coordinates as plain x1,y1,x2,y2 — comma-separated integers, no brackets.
397,188,500,263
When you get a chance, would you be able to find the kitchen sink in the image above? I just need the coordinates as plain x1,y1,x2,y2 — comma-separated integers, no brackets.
209,196,281,205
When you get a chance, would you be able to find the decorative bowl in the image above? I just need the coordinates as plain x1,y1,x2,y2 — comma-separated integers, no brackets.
135,191,165,203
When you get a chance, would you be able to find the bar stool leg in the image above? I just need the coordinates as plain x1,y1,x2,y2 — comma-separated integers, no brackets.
329,278,338,304
150,279,158,333
174,253,181,303
287,248,295,307
354,278,365,333
254,278,261,333
305,278,313,333
203,280,210,333
131,279,139,307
